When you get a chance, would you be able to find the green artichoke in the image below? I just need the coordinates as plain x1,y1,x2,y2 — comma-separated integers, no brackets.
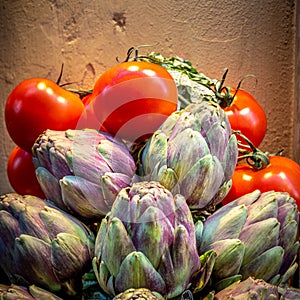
92,181,201,299
0,284,63,300
112,288,164,300
196,190,299,291
0,193,95,298
32,128,136,221
139,101,238,210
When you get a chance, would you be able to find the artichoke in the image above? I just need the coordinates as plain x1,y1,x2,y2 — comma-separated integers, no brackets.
139,101,238,210
0,284,63,300
92,181,201,299
32,128,136,221
112,288,164,300
196,190,299,291
0,193,95,298
203,277,279,300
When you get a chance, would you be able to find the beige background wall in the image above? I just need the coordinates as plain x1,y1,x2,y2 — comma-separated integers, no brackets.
0,0,298,194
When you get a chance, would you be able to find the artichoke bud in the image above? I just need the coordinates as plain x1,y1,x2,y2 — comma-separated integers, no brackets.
93,181,201,299
139,100,238,210
32,129,136,220
197,191,300,289
0,193,95,297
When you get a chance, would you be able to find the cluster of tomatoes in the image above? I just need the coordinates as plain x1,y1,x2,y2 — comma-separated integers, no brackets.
4,55,300,209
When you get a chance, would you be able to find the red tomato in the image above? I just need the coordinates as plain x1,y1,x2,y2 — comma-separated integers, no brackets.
223,88,267,148
7,146,45,198
76,93,107,132
5,78,85,152
223,156,300,209
90,61,178,142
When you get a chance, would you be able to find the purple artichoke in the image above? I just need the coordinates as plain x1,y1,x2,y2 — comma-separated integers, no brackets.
0,193,95,297
92,181,200,299
32,129,136,221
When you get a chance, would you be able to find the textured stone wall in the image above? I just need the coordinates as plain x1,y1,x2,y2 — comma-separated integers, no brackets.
0,0,297,193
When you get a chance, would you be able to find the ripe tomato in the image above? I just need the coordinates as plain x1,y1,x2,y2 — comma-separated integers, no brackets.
223,88,267,148
76,93,107,132
5,78,85,152
90,61,178,142
7,146,45,198
223,156,300,209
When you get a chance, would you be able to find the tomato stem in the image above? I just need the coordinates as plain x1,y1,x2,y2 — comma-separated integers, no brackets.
56,63,64,85
215,70,258,108
234,130,271,170
66,88,93,99
123,44,160,62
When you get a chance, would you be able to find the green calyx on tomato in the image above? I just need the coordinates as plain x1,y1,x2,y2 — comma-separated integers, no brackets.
5,77,85,153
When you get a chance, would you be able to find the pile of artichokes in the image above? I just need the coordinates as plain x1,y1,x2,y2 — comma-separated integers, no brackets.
0,54,299,300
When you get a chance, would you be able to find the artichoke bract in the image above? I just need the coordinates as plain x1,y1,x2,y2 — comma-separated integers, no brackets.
0,193,95,298
92,181,201,299
32,128,136,221
139,101,238,210
196,190,300,291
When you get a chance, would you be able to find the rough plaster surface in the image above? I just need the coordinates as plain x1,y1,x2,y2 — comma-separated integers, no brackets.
0,0,297,193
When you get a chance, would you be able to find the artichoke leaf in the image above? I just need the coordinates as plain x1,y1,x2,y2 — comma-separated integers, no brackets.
199,205,248,252
35,167,63,207
173,194,195,240
92,258,115,296
94,217,108,260
115,251,166,296
60,175,110,219
101,172,132,207
221,134,238,181
244,193,278,226
181,155,224,208
40,206,94,244
141,131,168,175
240,246,284,282
167,128,210,180
97,140,136,176
14,234,61,291
191,250,217,294
206,122,229,161
101,217,136,277
131,206,174,269
210,239,245,279
51,232,92,280
157,165,179,193
239,218,280,265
